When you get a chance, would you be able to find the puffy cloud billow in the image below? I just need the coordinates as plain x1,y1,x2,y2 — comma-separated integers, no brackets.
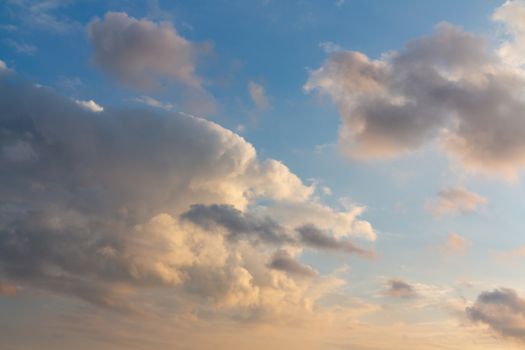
305,0,525,179
87,12,201,90
0,70,375,322
467,288,525,342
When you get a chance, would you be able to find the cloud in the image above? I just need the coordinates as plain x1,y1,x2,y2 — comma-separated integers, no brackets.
384,279,418,298
0,60,8,70
5,0,79,33
75,99,104,112
258,200,377,240
0,281,17,296
248,81,269,109
181,204,292,244
495,245,525,261
0,73,375,322
305,2,525,179
182,204,375,258
267,250,318,278
444,233,469,255
87,12,202,90
319,41,343,53
492,0,525,67
131,95,175,111
467,288,525,342
296,224,375,258
5,39,37,55
427,187,487,216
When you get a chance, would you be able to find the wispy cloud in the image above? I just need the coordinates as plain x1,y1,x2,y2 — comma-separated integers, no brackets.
427,187,487,217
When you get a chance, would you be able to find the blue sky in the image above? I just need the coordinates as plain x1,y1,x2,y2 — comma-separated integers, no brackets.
3,1,525,349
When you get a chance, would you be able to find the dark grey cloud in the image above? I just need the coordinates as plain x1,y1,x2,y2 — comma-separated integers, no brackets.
296,224,375,258
305,22,525,179
181,204,375,258
267,250,317,278
467,288,525,341
385,279,417,298
181,204,291,244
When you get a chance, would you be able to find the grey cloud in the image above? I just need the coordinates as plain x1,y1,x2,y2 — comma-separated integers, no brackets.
385,279,417,298
467,288,525,341
296,224,375,258
267,250,317,278
87,12,201,90
305,21,525,178
181,203,291,244
182,204,375,257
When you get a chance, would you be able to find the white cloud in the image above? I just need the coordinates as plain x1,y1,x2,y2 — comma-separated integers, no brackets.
75,99,104,112
131,95,175,111
492,0,525,67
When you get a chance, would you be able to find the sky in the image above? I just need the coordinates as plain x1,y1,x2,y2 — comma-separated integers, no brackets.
4,0,525,349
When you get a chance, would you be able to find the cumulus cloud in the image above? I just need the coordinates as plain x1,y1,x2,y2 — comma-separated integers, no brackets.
258,200,376,240
248,81,269,109
87,12,202,90
0,73,375,322
467,288,525,342
384,279,418,299
305,2,525,179
75,99,104,112
427,187,487,216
